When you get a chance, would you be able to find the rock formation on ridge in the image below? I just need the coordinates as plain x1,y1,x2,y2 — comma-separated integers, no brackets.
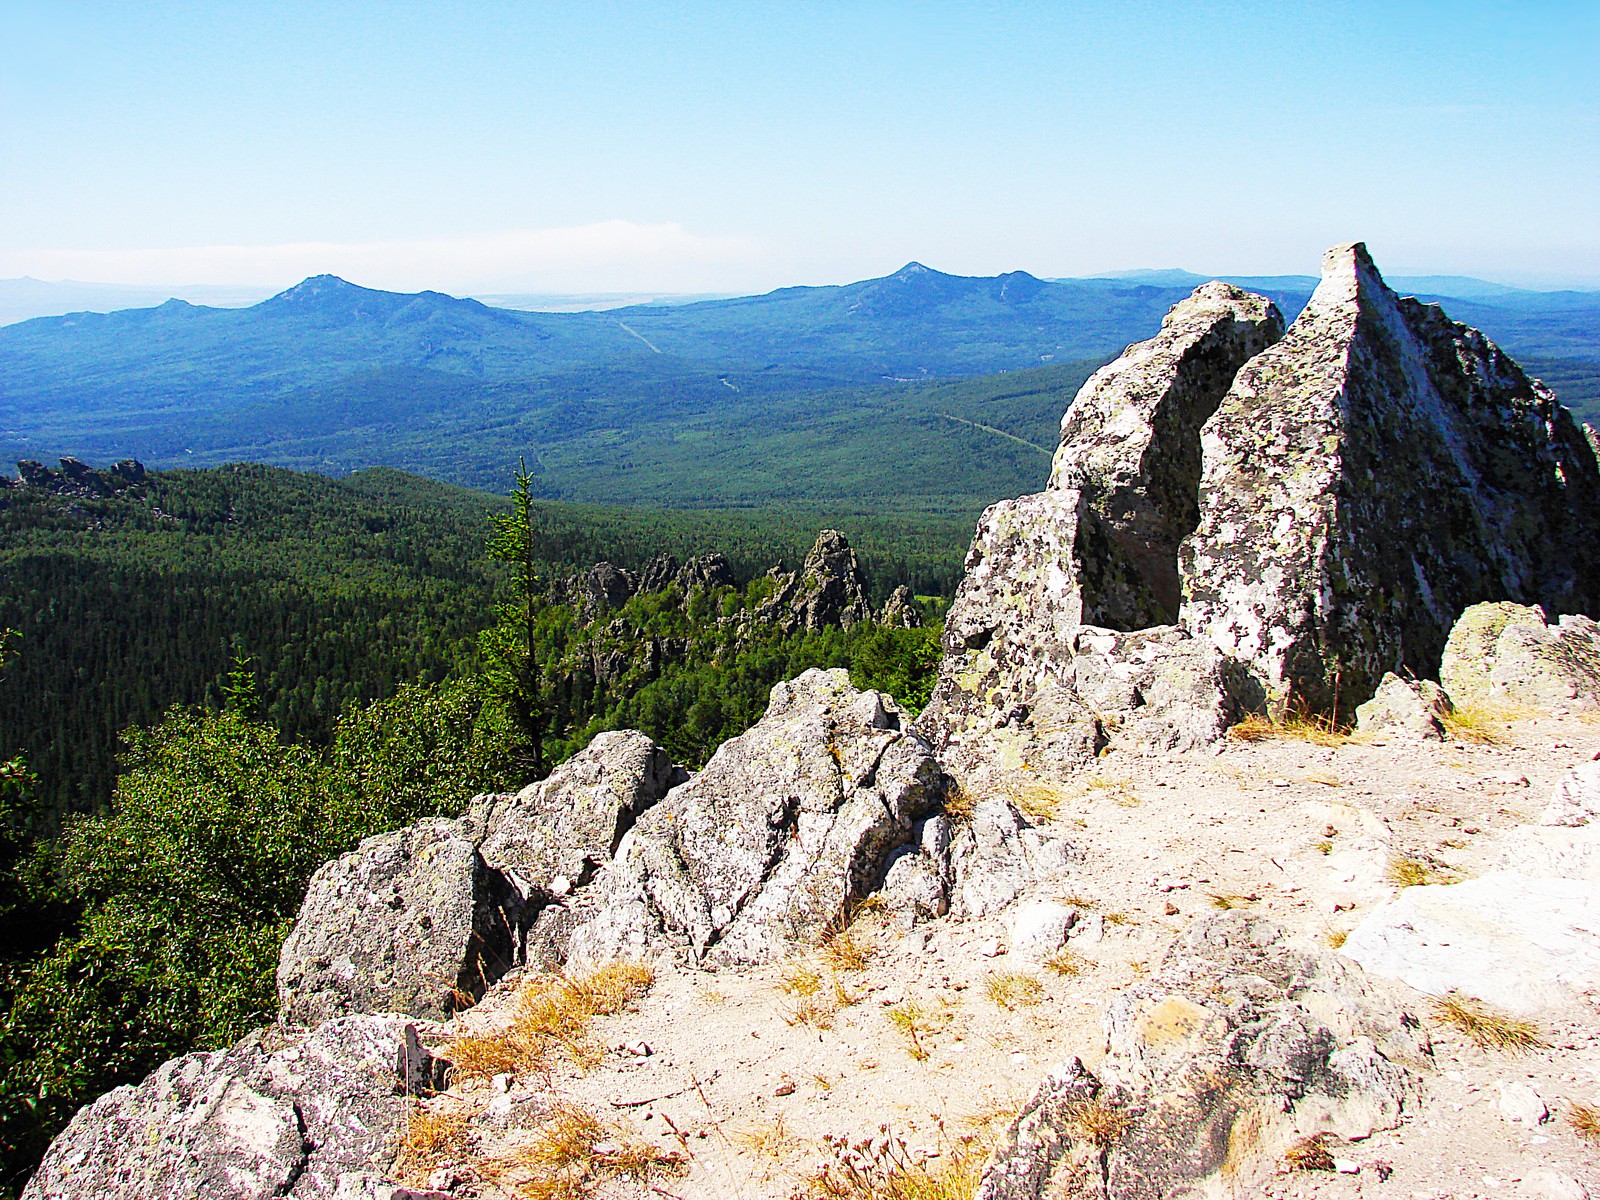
919,242,1600,778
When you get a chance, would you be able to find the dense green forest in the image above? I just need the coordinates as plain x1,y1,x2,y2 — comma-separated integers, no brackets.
0,460,952,1194
0,462,974,816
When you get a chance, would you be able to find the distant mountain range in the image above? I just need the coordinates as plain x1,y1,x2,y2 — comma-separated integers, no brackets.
0,262,1595,510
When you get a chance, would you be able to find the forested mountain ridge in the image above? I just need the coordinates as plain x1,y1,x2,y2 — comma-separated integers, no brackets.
3,264,1594,501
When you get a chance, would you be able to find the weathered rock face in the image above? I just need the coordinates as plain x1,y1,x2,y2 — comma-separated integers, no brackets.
879,584,922,629
556,552,736,621
277,820,517,1025
557,669,947,967
1342,874,1600,1014
22,1015,436,1200
1440,601,1600,709
6,456,146,499
1050,282,1285,630
917,285,1281,772
1182,243,1600,713
979,915,1428,1200
470,730,686,900
1354,672,1452,742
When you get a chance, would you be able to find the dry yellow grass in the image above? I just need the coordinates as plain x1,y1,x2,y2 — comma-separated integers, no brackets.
1386,854,1459,889
1102,910,1134,926
483,1103,686,1200
998,776,1071,823
1207,892,1255,911
794,1127,989,1200
1441,700,1530,744
393,1103,473,1184
1322,928,1349,949
1229,709,1350,747
887,1001,946,1062
1429,992,1546,1052
732,1113,800,1160
983,971,1045,1011
778,961,824,997
1567,1099,1600,1145
783,994,838,1031
1284,1134,1335,1171
942,780,977,824
1065,1099,1132,1151
444,961,654,1082
820,929,872,972
1043,947,1089,977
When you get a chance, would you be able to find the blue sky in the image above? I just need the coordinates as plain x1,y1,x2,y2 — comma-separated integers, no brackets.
2,1,1596,292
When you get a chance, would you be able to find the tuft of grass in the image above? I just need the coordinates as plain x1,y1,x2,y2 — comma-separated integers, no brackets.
783,994,837,1031
820,930,872,973
1207,892,1254,911
1043,948,1089,977
999,776,1070,823
1429,992,1546,1052
1057,892,1097,910
1313,839,1334,855
983,972,1044,1011
444,961,655,1082
1102,911,1134,926
1065,1099,1132,1151
1386,854,1459,889
394,1103,473,1184
732,1113,799,1160
1322,928,1349,949
887,1001,946,1062
778,961,824,998
484,1103,686,1200
1567,1099,1600,1145
1229,708,1350,747
1303,769,1343,787
1284,1134,1335,1172
794,1126,988,1200
942,780,977,824
1441,701,1528,745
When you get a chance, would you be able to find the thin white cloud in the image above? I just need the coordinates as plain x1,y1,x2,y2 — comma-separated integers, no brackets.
0,221,776,294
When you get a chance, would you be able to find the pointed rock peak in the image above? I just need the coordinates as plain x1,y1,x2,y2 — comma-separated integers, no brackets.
260,274,386,311
891,262,934,279
1306,241,1396,315
1164,280,1281,328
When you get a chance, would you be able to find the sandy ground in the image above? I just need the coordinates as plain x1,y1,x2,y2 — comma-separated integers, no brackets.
409,709,1600,1200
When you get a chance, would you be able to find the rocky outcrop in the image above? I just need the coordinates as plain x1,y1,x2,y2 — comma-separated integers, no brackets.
1183,244,1600,713
753,530,875,635
1354,673,1452,742
556,552,735,621
916,284,1280,773
1440,601,1600,709
979,915,1427,1199
879,584,922,629
6,456,146,500
279,733,685,1020
277,820,519,1025
22,1015,437,1200
469,730,686,902
920,242,1600,776
552,669,946,967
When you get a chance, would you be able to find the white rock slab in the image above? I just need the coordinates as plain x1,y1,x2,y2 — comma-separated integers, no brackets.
1340,872,1600,1013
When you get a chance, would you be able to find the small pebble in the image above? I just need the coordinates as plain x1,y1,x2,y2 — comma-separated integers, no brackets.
775,1081,796,1096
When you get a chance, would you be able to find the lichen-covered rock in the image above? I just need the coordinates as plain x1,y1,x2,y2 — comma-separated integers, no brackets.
1072,624,1248,753
1342,873,1600,1013
560,669,946,967
1050,281,1284,629
918,284,1278,770
1182,244,1600,715
23,1015,435,1199
470,730,685,900
878,584,922,629
947,795,1083,920
979,915,1427,1200
277,820,517,1025
1355,673,1452,741
878,815,952,925
1543,760,1600,827
1440,601,1600,709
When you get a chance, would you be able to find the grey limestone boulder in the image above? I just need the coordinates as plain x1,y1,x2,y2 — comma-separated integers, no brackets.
23,1015,435,1200
277,819,517,1025
1440,601,1600,709
1354,672,1452,742
978,914,1427,1200
560,668,946,967
1182,243,1600,715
